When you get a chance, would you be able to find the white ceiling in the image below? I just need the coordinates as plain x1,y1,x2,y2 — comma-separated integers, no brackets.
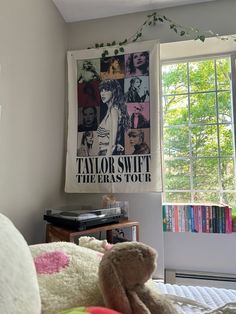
52,0,216,23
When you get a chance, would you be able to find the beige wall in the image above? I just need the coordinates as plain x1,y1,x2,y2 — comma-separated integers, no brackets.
67,0,236,50
0,0,67,244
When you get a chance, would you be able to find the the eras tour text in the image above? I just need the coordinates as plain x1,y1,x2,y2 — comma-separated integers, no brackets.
76,155,151,183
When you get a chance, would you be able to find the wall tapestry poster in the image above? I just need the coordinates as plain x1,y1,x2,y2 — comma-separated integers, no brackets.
65,40,162,193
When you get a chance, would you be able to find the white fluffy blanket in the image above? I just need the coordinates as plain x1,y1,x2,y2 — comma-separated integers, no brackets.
0,213,41,314
30,242,105,314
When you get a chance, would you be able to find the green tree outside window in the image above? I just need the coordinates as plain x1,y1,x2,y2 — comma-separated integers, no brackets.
162,57,236,207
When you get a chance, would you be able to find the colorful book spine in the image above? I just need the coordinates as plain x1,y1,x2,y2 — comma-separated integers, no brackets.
173,205,179,232
184,205,189,232
167,205,173,232
225,206,229,233
228,206,233,233
179,205,185,232
218,206,224,233
215,206,220,233
202,205,206,233
187,205,192,232
205,206,210,233
209,206,213,233
193,205,199,232
197,205,202,233
190,205,195,232
162,205,167,232
162,204,233,234
212,205,217,233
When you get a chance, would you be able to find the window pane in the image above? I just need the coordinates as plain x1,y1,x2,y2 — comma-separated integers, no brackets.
161,56,235,204
189,60,215,92
164,126,189,157
193,191,220,203
216,58,231,90
193,158,219,190
218,91,232,123
219,124,234,156
163,95,188,126
162,63,188,95
191,125,218,157
220,158,236,190
222,192,236,207
190,92,216,124
164,159,191,190
164,192,191,203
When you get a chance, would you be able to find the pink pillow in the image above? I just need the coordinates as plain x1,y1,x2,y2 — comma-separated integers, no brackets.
58,306,121,314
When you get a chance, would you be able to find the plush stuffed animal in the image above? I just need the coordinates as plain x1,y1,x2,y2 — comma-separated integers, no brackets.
57,306,121,314
30,241,105,314
98,242,178,314
79,236,113,253
30,237,177,314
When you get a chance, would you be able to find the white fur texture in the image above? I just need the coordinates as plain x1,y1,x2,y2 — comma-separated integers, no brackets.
79,236,110,253
0,213,41,314
30,242,104,314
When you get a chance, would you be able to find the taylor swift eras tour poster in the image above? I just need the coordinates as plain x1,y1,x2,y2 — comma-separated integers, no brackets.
65,40,162,193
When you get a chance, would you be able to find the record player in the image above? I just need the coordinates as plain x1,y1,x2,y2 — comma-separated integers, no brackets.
44,206,123,231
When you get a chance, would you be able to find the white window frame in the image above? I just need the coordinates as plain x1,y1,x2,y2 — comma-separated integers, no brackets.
160,37,236,203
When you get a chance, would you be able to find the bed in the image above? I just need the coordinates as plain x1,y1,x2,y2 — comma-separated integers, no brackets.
156,282,236,313
1,211,236,314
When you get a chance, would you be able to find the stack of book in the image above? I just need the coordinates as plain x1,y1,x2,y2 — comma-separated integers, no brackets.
162,204,233,233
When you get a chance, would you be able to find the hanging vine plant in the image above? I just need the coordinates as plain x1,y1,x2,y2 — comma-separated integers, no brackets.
87,11,236,58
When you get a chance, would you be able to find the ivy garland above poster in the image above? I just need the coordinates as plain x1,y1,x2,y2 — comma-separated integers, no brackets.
65,40,162,193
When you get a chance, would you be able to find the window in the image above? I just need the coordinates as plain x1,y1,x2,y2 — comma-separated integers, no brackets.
162,56,236,206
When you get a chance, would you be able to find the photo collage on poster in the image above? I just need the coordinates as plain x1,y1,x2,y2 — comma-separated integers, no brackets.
77,51,150,157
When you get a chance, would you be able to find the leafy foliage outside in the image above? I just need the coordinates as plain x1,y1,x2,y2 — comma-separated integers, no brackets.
162,57,236,207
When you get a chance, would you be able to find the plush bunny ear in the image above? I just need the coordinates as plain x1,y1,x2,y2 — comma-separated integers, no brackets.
135,285,179,314
99,251,133,314
127,290,151,314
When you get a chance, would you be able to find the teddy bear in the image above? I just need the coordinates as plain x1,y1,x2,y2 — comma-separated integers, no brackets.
98,241,178,314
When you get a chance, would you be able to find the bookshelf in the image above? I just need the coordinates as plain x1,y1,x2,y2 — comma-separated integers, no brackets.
164,231,236,275
162,203,236,275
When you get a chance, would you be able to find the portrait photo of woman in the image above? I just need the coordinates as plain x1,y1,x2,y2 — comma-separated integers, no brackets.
77,59,100,83
77,131,98,157
97,79,129,156
77,80,100,107
125,51,149,77
78,106,99,132
125,128,150,155
125,76,149,103
128,103,150,129
100,56,125,80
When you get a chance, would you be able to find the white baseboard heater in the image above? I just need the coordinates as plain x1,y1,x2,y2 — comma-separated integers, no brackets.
165,269,236,289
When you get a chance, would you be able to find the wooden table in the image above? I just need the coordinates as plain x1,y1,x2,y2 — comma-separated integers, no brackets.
46,220,139,244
